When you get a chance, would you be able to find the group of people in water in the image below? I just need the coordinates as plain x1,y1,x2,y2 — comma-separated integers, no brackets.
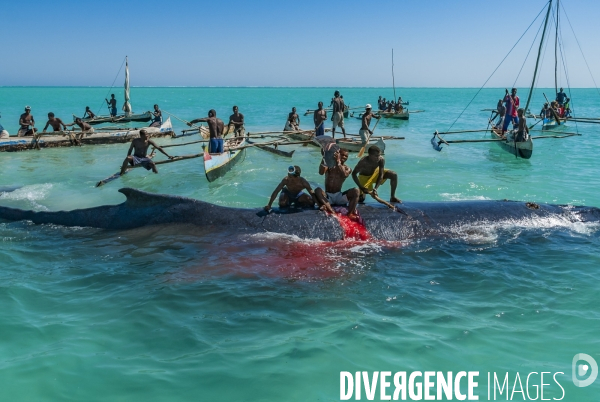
491,87,572,142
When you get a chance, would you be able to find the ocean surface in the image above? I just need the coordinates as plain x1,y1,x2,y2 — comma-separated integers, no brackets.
1,87,599,401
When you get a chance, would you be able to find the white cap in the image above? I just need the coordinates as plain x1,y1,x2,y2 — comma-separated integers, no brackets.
365,104,372,109
25,105,31,110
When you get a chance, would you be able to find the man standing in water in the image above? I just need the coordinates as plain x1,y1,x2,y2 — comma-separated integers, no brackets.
18,106,36,137
315,149,360,220
331,90,346,138
264,165,316,210
313,102,327,137
359,104,380,145
285,107,300,131
228,106,245,137
352,146,401,204
188,109,225,153
42,112,67,132
120,129,173,175
502,88,519,135
106,94,118,117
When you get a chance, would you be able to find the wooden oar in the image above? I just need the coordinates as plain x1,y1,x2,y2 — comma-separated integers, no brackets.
163,110,200,129
370,192,397,210
157,139,208,148
357,117,381,157
95,153,203,187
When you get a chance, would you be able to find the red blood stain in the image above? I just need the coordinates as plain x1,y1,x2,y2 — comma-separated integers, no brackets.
334,213,371,241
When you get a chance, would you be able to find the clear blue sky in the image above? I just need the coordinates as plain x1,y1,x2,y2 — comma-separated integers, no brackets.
2,0,599,87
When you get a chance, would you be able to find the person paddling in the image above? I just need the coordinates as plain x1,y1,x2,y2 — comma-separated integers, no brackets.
359,104,380,145
18,106,36,137
106,94,118,117
188,110,225,153
119,129,173,176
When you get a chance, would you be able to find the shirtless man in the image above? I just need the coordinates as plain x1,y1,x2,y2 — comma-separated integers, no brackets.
285,107,301,131
315,149,360,220
188,109,225,153
331,90,346,138
42,112,67,132
313,102,327,137
106,94,118,117
120,129,173,175
352,146,401,204
265,165,316,210
359,104,380,145
18,106,36,137
228,106,245,137
515,108,529,142
149,104,162,128
65,118,94,133
83,106,96,119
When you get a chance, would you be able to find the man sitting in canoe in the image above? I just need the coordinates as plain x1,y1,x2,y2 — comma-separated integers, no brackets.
228,106,245,137
515,108,529,142
42,112,67,132
188,109,225,153
83,106,96,119
149,104,162,128
359,104,380,145
352,146,401,204
264,165,316,211
18,106,37,137
119,129,173,176
284,107,300,131
315,149,360,220
313,102,327,137
331,90,346,139
64,118,94,133
0,115,8,139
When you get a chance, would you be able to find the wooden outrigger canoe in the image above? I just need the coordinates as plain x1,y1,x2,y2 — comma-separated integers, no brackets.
490,127,533,159
335,136,386,154
0,118,175,152
246,139,294,157
73,111,153,126
204,136,247,182
378,109,409,120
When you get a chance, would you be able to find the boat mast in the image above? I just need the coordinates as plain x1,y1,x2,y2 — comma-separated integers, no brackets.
525,0,554,114
392,49,396,101
554,0,559,94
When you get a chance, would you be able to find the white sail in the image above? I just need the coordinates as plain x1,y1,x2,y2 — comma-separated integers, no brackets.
122,57,132,115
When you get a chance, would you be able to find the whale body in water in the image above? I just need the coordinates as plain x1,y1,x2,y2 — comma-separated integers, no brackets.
0,188,598,241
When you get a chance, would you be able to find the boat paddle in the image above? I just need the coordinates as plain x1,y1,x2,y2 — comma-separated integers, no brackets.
358,116,381,157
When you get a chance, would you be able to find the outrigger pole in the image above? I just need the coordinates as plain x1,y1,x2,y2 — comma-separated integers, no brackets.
525,0,553,114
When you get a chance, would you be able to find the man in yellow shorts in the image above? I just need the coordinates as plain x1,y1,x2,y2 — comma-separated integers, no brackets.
352,145,401,203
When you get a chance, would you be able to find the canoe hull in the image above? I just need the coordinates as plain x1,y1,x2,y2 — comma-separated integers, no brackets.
204,139,247,182
0,118,174,152
74,112,153,125
335,137,386,154
491,128,533,159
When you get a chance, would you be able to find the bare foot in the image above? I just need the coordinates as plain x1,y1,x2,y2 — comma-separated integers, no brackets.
390,197,402,203
347,212,359,221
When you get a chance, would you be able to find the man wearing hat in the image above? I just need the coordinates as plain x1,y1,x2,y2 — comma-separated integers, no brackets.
18,106,37,137
359,104,380,145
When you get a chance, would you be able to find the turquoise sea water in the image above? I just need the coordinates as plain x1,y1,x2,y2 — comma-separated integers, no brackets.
1,87,599,401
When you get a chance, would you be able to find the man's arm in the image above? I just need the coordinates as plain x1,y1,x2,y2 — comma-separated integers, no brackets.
127,141,135,156
188,117,208,126
352,161,370,194
265,179,286,210
148,139,173,159
313,111,318,126
319,158,328,175
58,119,67,130
373,158,386,192
43,121,50,132
301,178,317,204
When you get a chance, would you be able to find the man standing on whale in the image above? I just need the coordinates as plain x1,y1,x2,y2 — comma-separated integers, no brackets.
352,146,401,204
188,109,225,154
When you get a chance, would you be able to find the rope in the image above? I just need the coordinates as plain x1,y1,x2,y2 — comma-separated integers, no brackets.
560,3,600,98
444,2,548,134
96,57,126,116
513,15,545,88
